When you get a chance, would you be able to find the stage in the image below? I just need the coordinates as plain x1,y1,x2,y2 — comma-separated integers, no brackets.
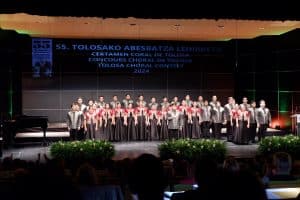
1,140,259,162
1,124,285,161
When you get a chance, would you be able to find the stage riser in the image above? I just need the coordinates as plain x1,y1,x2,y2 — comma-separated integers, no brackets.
12,129,286,140
13,137,70,145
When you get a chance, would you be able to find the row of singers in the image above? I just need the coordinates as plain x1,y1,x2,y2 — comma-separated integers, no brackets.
76,94,229,110
67,97,271,144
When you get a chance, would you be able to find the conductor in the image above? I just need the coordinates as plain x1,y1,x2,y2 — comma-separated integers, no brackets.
168,104,181,139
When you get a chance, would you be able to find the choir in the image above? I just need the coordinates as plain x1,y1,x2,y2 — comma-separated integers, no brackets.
66,95,272,144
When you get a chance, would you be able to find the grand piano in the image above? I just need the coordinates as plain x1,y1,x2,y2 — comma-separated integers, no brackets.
3,115,48,146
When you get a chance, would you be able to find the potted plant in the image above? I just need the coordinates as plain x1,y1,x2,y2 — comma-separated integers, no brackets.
258,135,300,160
50,140,115,165
258,135,300,178
158,138,227,163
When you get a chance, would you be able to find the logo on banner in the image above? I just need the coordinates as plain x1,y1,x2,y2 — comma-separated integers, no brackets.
32,38,53,78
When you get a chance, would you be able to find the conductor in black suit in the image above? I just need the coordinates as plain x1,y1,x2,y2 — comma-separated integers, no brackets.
256,100,272,142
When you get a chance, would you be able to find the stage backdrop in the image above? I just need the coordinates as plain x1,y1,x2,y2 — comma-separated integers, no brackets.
22,38,234,122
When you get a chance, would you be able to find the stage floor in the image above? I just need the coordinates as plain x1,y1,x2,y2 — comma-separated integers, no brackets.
2,126,283,160
1,126,281,162
1,140,259,162
1,125,283,161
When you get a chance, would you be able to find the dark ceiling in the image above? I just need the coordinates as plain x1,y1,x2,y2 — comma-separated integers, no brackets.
1,1,300,20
